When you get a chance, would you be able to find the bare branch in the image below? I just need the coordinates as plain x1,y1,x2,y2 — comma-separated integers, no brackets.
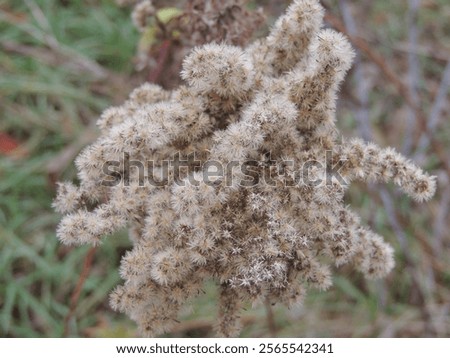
338,0,373,141
64,247,97,337
414,61,450,162
402,0,421,155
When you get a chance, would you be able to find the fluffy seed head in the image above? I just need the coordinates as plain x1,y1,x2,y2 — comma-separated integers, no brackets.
54,0,436,338
181,43,255,99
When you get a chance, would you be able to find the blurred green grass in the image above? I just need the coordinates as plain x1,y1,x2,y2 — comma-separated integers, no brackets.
1,0,449,338
0,0,138,337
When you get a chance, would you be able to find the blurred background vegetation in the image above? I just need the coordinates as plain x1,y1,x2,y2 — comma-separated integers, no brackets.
0,0,449,337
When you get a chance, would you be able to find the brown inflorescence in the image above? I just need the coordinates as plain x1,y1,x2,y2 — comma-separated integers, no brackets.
55,0,436,337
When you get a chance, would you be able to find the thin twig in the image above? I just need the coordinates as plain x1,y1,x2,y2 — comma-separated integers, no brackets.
387,42,450,63
338,0,373,141
426,61,450,136
432,181,450,254
264,297,277,337
414,61,450,162
148,39,172,83
63,247,97,337
402,0,421,155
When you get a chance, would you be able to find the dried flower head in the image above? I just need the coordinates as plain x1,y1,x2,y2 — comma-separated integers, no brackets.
55,0,436,337
126,0,265,87
131,0,156,32
180,0,265,47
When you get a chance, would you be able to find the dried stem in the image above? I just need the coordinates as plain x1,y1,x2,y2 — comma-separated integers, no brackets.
148,39,172,83
432,183,449,254
63,247,97,337
338,0,372,141
264,297,277,337
402,0,421,155
414,61,450,162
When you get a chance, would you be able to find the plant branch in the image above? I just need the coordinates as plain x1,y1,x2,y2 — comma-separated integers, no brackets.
63,247,97,337
402,0,421,155
264,297,277,337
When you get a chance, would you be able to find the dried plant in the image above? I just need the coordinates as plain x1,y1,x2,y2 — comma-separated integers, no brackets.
55,0,436,337
125,0,264,87
130,0,264,45
178,0,265,47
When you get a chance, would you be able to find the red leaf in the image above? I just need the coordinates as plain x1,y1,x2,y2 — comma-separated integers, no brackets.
0,132,20,154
